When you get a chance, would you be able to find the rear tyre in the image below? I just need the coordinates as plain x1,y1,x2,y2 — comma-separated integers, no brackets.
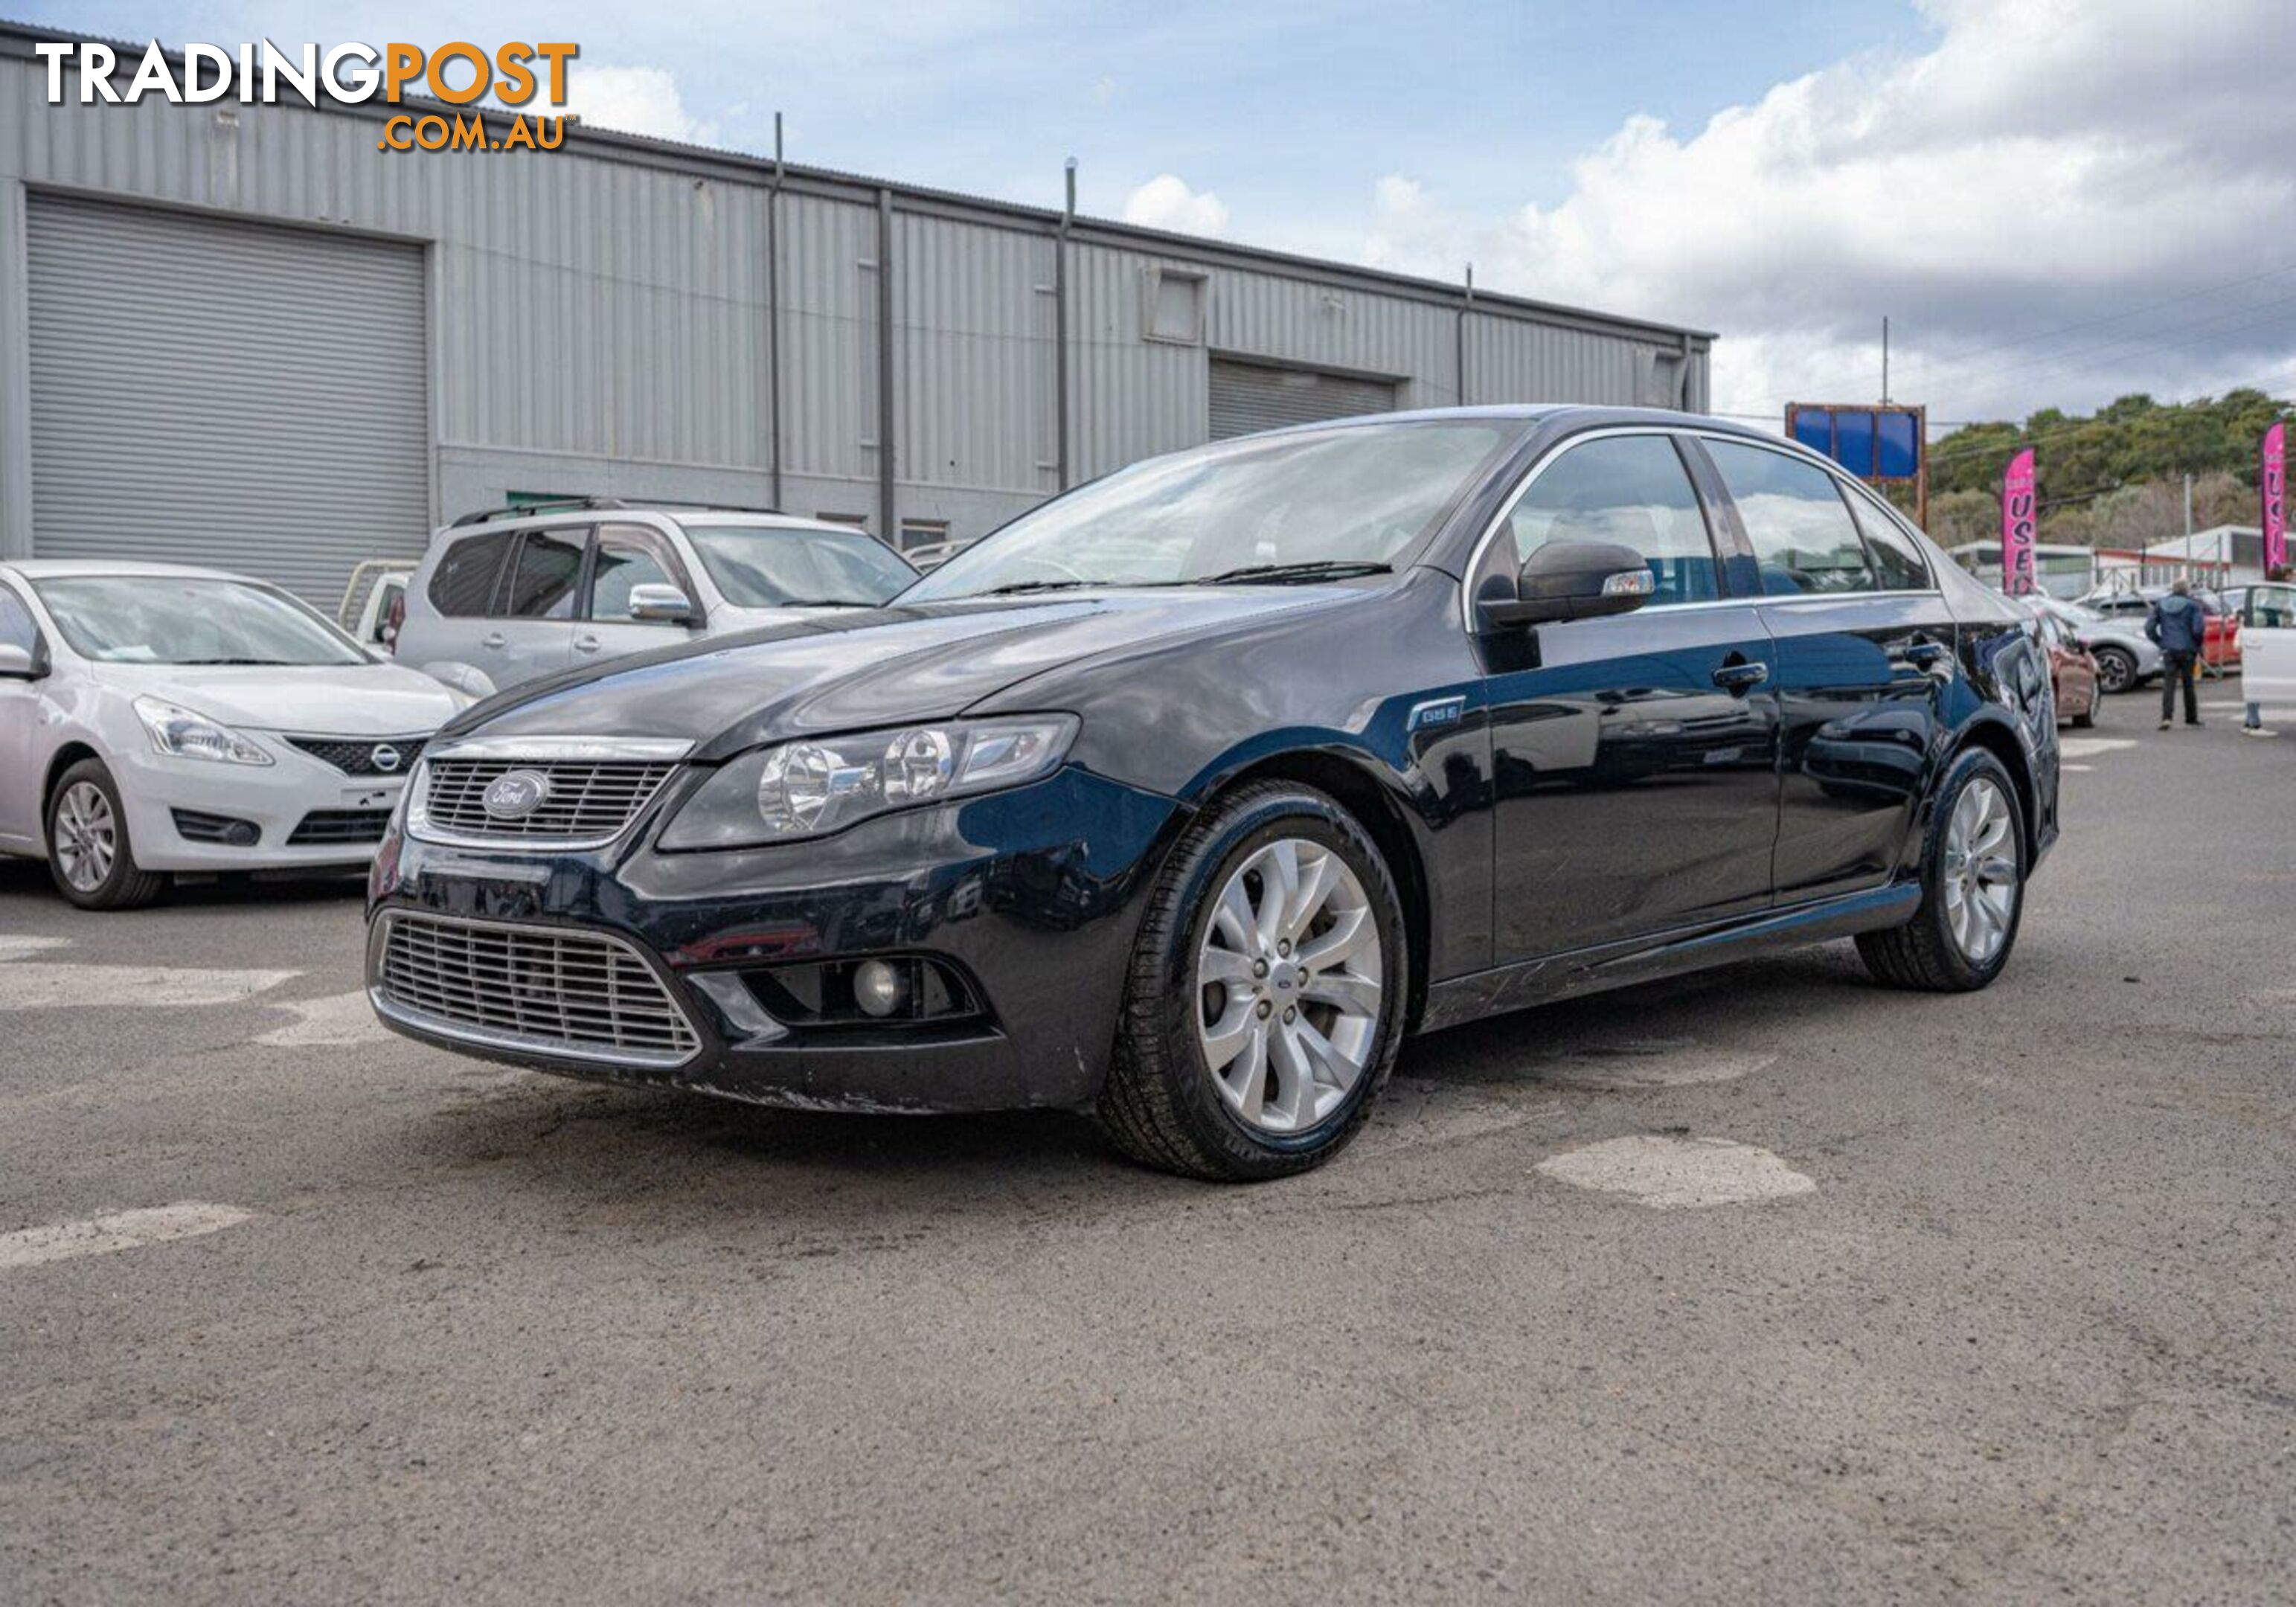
1096,782,1408,1181
2071,692,2097,729
46,759,167,911
1857,748,2024,992
2092,646,2137,696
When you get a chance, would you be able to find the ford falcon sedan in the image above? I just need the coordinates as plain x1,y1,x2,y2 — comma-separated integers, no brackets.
365,407,2058,1180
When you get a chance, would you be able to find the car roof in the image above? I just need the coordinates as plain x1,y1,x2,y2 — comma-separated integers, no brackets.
434,508,877,539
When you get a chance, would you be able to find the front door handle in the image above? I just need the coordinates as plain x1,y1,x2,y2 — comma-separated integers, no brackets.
480,632,507,650
574,635,602,654
1711,661,1770,693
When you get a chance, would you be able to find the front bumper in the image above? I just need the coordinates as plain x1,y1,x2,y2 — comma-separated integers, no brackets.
365,766,1186,1113
113,740,411,871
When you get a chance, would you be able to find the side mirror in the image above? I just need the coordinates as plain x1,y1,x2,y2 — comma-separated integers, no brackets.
1478,540,1656,630
0,641,43,680
627,583,696,624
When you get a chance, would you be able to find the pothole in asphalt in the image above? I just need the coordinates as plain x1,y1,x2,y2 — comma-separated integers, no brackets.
1535,1039,1777,1090
1534,1135,1815,1209
255,989,394,1047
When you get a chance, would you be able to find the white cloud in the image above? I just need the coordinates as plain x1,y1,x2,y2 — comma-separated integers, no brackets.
1123,173,1231,238
1355,0,2296,423
557,64,716,147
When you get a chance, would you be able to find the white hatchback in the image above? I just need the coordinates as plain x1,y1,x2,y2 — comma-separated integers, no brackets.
0,561,468,909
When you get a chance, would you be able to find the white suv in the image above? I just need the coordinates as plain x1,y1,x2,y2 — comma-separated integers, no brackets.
394,501,921,697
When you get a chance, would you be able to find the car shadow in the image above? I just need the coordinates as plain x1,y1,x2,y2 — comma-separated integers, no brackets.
0,855,365,909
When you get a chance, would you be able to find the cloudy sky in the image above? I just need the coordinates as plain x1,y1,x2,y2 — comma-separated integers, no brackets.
58,0,2296,426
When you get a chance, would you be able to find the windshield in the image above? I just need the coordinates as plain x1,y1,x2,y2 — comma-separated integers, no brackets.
33,577,368,666
903,420,1519,600
683,525,918,608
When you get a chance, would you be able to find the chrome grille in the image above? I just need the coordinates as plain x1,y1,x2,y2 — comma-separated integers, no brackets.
417,758,680,843
374,914,699,1065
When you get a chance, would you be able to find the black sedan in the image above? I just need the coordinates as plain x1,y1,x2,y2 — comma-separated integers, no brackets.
367,408,2057,1179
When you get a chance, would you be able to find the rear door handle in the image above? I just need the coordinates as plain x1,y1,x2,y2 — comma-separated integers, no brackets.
480,632,507,650
574,635,602,654
1711,661,1769,693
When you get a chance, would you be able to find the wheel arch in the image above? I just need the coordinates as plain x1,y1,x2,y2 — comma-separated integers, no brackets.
42,741,104,823
1950,716,2039,865
1198,747,1434,1036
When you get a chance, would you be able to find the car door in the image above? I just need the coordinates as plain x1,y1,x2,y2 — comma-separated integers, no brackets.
1697,436,1957,905
574,522,705,665
1476,430,1781,961
0,580,48,849
2242,583,2296,710
484,525,588,687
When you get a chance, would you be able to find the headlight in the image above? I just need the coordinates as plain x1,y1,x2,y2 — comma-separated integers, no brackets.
659,715,1077,850
133,696,275,766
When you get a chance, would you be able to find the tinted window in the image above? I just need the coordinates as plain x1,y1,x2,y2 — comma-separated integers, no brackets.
502,530,586,620
1846,495,1931,589
0,586,36,653
589,527,679,621
1705,441,1876,595
429,530,516,617
1499,434,1719,606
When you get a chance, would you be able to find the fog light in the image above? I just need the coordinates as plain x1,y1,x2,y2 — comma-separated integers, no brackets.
853,959,905,1019
224,821,260,847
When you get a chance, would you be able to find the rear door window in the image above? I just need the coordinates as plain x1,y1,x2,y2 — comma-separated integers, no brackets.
1845,495,1932,590
501,528,587,620
1705,440,1878,595
428,530,516,617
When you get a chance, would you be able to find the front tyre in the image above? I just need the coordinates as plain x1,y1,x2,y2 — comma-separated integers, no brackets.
1097,782,1408,1181
46,758,167,911
2092,645,2137,696
1857,748,2024,992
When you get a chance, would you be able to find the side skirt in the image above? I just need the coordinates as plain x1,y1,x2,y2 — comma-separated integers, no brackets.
1417,881,1922,1035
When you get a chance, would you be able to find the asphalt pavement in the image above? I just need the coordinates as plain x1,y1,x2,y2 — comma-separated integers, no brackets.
4,700,2292,1604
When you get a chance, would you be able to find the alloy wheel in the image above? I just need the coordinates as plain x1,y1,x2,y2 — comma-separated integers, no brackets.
53,780,118,893
1941,777,2018,964
1195,838,1384,1135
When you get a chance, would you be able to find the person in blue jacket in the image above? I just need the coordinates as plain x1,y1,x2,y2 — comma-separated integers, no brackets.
2146,578,2208,730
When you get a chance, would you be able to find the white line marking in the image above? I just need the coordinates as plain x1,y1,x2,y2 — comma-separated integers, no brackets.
2062,763,2094,772
0,936,71,962
256,990,392,1047
1535,1135,1815,1209
0,963,298,1011
0,1203,254,1270
2059,737,2137,759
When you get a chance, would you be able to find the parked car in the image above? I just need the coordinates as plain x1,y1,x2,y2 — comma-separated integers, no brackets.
2042,597,2161,695
2234,580,2296,723
394,501,920,696
2078,584,2239,670
339,560,412,652
0,562,467,909
2024,600,2100,727
367,408,2058,1180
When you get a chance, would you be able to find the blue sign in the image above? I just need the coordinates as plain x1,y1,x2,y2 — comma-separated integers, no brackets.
1788,405,1923,480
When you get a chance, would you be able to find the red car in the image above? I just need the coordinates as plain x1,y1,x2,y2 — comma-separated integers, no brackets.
2030,602,2100,728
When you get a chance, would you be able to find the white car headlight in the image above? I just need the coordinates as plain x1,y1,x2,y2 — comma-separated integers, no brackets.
660,715,1078,850
133,696,275,766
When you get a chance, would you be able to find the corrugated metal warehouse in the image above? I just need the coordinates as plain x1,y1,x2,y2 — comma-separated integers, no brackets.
0,24,1715,601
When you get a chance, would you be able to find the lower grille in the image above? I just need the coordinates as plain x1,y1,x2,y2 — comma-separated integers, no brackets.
373,913,700,1066
289,809,393,846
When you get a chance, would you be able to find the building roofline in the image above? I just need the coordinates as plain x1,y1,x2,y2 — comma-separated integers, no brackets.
0,19,1717,348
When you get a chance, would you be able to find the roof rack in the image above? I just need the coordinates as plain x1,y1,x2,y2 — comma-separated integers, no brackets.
449,495,629,527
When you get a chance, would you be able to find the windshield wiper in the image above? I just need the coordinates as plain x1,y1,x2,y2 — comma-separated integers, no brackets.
981,578,1103,595
1192,560,1394,586
177,657,300,665
775,597,876,608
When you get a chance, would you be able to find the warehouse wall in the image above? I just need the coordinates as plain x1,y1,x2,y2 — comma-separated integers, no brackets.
0,40,1713,581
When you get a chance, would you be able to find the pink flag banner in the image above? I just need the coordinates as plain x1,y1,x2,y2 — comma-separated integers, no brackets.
2265,422,2287,575
2001,448,2038,597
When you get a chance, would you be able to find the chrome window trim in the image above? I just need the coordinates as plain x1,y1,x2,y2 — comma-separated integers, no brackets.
367,910,701,1071
1458,424,1948,634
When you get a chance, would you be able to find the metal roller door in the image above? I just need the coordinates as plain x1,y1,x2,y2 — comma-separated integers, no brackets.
1208,359,1398,440
26,195,429,602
